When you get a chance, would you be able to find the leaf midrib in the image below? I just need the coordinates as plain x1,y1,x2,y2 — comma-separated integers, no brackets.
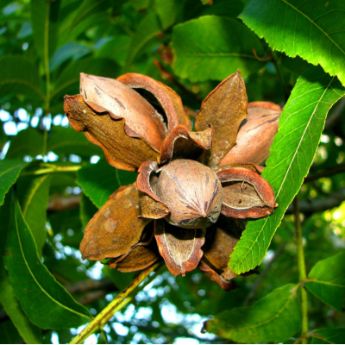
280,0,345,57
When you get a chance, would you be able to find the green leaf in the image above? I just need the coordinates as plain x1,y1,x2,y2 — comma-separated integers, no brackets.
19,175,51,252
77,160,136,208
0,56,43,100
30,0,59,62
230,71,345,274
310,328,345,344
0,278,41,344
305,251,345,311
206,284,300,343
240,0,345,86
172,15,264,82
4,200,90,329
154,0,182,29
0,160,27,206
6,128,44,158
47,126,101,157
125,11,161,66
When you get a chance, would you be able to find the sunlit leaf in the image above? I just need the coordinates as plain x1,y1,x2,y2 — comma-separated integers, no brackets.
230,70,345,274
305,251,345,311
241,0,345,86
206,284,300,343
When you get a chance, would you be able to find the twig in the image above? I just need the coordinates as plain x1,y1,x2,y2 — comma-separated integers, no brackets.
69,263,160,344
305,163,345,183
22,164,81,176
293,198,308,344
287,188,345,215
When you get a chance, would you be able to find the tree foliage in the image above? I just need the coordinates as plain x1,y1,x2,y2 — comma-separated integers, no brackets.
0,0,344,343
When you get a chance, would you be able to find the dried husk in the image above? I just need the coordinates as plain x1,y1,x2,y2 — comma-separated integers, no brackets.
80,73,166,151
109,244,159,272
220,101,281,166
154,221,205,276
80,185,151,260
64,95,158,171
195,72,248,167
117,72,191,130
218,167,276,219
136,161,170,219
159,125,213,164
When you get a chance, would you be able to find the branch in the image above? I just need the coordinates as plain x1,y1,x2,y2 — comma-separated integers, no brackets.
305,163,345,183
48,195,81,212
294,198,308,344
69,263,160,344
287,188,345,215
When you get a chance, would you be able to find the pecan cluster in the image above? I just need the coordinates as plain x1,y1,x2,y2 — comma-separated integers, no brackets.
64,72,280,289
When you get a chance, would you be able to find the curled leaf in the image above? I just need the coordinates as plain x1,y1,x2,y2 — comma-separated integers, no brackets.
117,72,191,130
218,167,276,219
80,73,166,150
80,185,151,260
195,72,248,167
220,101,281,166
64,95,158,171
154,221,205,276
159,125,212,164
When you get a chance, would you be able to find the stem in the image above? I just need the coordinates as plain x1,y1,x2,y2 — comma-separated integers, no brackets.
70,263,160,344
42,2,51,157
293,198,308,343
22,164,81,176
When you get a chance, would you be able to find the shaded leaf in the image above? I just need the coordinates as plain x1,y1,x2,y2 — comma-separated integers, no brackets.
172,15,264,82
47,126,101,157
230,70,345,274
241,0,345,86
30,0,59,62
154,0,183,29
0,160,27,206
206,284,300,343
0,56,43,100
51,57,119,102
126,11,161,66
7,128,44,158
0,277,41,344
310,328,345,344
5,201,90,329
77,160,136,208
305,251,345,311
18,175,51,252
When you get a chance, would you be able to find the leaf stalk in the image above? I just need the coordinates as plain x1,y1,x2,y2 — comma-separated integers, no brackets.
69,263,160,344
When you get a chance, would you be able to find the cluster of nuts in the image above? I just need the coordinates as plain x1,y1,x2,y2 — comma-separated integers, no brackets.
64,71,280,289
